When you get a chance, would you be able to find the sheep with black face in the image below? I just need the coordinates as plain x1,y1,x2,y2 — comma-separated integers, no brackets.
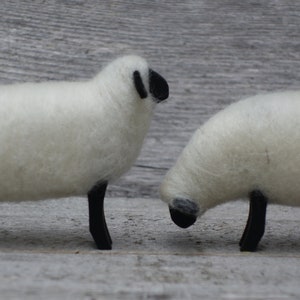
0,55,169,250
160,91,300,251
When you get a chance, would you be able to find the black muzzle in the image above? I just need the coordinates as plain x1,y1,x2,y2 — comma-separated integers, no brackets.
169,198,198,228
149,69,169,102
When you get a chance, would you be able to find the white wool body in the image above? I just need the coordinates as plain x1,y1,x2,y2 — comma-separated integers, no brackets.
160,91,300,215
0,56,155,201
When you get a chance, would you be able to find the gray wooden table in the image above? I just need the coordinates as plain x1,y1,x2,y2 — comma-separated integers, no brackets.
0,1,299,299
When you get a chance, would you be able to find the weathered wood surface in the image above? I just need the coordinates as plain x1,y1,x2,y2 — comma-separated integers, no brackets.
1,197,300,299
0,1,300,299
1,0,300,198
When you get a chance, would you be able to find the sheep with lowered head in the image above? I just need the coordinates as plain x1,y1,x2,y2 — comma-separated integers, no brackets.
0,55,169,250
160,91,300,251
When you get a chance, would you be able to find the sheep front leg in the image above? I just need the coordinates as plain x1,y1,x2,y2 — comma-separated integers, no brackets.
239,190,268,252
88,181,112,250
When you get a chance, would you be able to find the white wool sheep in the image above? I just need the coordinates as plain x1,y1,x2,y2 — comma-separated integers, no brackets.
0,55,169,250
160,91,300,251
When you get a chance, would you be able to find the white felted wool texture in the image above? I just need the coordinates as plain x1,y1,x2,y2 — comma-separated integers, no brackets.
0,55,155,201
160,91,300,215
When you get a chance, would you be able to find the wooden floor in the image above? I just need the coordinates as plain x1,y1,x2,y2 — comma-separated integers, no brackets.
0,1,300,299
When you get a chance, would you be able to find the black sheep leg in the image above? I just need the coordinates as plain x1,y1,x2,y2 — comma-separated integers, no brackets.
88,181,112,250
239,190,268,252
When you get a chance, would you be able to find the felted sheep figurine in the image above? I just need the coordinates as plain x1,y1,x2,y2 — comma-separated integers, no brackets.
160,91,300,251
0,55,169,250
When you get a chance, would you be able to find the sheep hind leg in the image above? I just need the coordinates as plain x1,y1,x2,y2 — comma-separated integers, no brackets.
239,190,268,252
87,181,112,250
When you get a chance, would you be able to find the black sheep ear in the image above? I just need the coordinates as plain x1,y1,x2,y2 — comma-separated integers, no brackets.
133,70,148,99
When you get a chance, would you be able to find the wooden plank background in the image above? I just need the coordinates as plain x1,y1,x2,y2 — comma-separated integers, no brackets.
0,0,300,199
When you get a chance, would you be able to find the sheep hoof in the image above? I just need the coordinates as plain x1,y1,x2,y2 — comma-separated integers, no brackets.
239,190,268,252
88,181,112,250
169,198,198,228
